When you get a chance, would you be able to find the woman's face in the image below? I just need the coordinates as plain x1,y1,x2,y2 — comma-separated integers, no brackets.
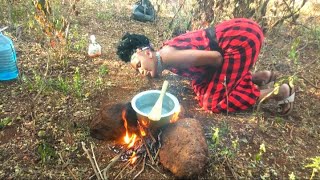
130,49,157,77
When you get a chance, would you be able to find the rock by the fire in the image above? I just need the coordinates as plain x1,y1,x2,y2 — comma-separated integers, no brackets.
90,102,138,140
159,118,209,178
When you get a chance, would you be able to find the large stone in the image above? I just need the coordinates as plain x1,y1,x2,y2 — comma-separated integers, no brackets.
159,118,209,178
90,102,138,140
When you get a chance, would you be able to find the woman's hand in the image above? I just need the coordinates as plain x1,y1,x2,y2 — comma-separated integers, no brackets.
130,49,158,77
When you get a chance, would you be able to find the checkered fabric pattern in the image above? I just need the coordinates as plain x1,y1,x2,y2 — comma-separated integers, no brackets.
163,18,264,112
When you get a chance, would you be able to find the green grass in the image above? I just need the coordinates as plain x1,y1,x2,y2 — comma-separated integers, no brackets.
0,117,12,129
305,156,320,180
37,141,57,164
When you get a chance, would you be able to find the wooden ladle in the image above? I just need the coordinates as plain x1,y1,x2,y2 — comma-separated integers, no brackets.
147,80,169,121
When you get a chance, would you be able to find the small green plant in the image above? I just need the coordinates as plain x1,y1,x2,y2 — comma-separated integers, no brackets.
37,141,56,164
61,58,69,68
34,71,46,91
211,127,220,146
23,71,48,93
220,147,234,157
275,116,284,124
95,65,109,88
0,117,12,129
288,38,300,65
232,139,239,150
289,172,296,180
208,123,240,161
95,77,103,88
69,25,87,52
73,67,83,97
305,156,320,180
21,74,33,91
255,143,266,161
55,75,70,94
99,64,108,76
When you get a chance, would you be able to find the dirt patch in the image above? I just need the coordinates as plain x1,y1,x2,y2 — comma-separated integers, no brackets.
0,125,17,144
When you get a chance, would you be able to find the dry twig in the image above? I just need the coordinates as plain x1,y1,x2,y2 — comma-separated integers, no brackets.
81,142,103,180
127,156,144,175
142,138,155,165
91,144,103,179
102,149,125,180
146,163,167,178
133,154,146,180
58,153,78,180
154,130,162,161
115,161,131,179
299,76,320,89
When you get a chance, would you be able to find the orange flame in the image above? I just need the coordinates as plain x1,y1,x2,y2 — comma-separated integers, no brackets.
170,106,181,123
121,110,139,149
139,124,146,137
122,110,131,144
140,118,150,127
121,110,144,149
129,152,138,164
127,134,137,148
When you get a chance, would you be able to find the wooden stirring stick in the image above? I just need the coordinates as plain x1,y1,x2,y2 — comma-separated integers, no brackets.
147,80,169,121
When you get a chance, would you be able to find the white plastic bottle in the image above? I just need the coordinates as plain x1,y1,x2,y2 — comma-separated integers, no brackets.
88,35,101,58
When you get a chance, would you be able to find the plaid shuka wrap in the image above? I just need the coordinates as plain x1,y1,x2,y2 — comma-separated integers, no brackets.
163,18,264,112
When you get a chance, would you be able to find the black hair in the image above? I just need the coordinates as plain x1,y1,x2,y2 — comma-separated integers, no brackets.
116,33,151,62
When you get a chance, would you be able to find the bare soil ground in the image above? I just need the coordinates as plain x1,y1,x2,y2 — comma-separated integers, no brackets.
0,0,319,179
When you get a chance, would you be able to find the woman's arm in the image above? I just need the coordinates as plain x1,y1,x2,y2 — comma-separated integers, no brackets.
159,46,223,69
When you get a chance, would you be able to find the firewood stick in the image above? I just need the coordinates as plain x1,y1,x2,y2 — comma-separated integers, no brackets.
154,148,161,162
127,156,144,175
133,154,146,180
154,130,162,161
91,144,103,179
101,149,126,180
146,163,167,178
142,138,155,165
81,142,102,180
148,129,157,143
115,161,131,179
157,130,162,142
148,129,157,150
58,153,78,180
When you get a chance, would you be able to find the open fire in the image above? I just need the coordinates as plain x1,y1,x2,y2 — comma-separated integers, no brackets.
104,107,181,179
86,103,208,179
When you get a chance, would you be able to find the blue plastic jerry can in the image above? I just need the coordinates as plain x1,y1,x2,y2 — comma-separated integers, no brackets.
0,29,18,81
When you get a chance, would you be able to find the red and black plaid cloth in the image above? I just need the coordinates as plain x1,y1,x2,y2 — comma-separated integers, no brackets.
162,18,264,112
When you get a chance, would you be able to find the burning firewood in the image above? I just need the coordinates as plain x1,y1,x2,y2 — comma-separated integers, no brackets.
86,102,186,179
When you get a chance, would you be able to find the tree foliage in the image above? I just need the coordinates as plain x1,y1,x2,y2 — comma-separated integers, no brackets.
191,0,307,33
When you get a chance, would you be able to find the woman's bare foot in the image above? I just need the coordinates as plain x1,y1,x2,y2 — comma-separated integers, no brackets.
258,83,295,115
277,83,294,115
252,70,277,87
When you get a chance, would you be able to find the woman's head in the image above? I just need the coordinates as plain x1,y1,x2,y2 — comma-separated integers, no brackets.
116,33,153,62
